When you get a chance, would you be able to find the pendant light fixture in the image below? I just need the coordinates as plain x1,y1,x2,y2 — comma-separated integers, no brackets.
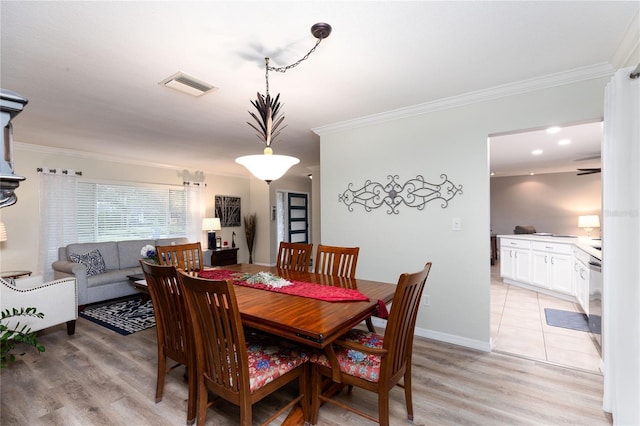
236,22,332,183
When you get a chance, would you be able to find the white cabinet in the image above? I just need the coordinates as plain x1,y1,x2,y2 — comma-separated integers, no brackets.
500,238,531,283
531,241,574,295
573,246,591,315
531,242,573,295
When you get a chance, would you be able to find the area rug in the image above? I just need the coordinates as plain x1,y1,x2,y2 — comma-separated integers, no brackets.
544,308,590,332
79,295,155,335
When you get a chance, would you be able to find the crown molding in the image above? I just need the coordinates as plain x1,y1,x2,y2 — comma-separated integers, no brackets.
612,9,640,68
312,63,615,136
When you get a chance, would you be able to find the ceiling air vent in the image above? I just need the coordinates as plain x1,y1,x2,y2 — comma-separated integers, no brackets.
159,72,217,97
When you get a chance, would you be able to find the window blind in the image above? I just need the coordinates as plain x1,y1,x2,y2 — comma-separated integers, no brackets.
77,181,186,242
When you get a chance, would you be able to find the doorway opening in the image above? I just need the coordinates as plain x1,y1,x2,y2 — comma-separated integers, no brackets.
276,191,310,246
489,121,602,372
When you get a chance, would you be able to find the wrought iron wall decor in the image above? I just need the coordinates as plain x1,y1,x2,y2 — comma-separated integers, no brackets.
338,174,463,214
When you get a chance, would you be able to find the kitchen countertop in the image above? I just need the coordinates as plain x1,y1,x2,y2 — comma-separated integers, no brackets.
497,234,602,260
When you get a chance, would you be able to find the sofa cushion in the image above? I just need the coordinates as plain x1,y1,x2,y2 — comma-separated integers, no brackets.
67,242,119,270
86,267,141,288
70,249,107,277
118,239,155,269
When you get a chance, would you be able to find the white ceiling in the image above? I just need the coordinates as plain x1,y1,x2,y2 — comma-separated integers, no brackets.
1,1,637,179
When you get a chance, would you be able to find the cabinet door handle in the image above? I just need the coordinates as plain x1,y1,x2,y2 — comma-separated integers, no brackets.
580,269,585,279
545,255,548,263
551,257,555,265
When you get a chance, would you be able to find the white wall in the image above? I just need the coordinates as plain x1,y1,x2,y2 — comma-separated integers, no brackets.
318,77,609,350
491,172,602,236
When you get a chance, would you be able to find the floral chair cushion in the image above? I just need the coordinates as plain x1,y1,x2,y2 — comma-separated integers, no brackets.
245,332,311,392
310,328,384,383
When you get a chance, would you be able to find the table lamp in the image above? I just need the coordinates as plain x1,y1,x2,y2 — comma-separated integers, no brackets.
202,217,221,250
578,215,600,237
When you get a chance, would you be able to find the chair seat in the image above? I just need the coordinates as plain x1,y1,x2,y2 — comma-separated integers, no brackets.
310,329,383,383
246,333,311,392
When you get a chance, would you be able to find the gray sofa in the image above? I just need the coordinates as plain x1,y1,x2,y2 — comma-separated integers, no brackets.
52,238,188,306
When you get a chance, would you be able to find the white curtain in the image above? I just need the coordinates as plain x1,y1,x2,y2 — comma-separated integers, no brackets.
601,66,640,425
37,169,79,281
184,181,205,245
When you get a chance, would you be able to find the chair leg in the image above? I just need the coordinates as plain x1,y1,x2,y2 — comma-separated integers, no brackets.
378,390,390,426
404,369,414,421
196,380,208,426
309,364,322,425
365,317,376,333
186,363,196,425
300,363,311,423
156,353,166,403
66,319,76,335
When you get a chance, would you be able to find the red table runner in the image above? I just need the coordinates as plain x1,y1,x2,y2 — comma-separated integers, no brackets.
198,269,369,303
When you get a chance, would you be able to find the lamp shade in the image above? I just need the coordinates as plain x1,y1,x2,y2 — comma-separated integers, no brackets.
0,222,6,242
578,215,600,228
202,217,221,231
236,148,299,183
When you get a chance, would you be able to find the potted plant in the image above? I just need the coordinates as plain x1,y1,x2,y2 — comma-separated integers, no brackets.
1,307,45,368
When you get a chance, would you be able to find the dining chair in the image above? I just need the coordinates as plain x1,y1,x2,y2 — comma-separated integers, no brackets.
309,262,432,426
156,242,204,274
314,244,359,278
276,241,313,272
313,244,378,331
177,271,312,426
139,260,196,426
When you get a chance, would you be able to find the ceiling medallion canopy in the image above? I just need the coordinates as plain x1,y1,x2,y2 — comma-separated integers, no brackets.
236,23,332,183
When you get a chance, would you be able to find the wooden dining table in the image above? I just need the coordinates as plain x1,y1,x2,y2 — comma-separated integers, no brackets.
213,263,396,349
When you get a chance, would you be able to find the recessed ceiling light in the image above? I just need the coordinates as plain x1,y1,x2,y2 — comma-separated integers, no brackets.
558,139,571,145
490,172,495,176
546,126,561,134
532,149,543,155
530,172,535,176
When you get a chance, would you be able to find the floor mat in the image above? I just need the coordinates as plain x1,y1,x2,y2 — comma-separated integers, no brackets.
79,295,155,335
544,308,590,332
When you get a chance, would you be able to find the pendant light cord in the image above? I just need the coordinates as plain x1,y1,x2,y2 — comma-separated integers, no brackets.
264,36,325,96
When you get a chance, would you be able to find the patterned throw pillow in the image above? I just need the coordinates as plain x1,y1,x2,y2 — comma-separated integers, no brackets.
70,249,107,277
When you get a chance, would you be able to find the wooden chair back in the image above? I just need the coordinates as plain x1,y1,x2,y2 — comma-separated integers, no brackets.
177,271,309,425
311,262,432,426
156,242,204,274
382,262,432,381
276,242,313,272
314,244,359,278
139,260,195,424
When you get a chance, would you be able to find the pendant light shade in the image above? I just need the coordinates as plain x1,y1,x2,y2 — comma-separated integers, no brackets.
236,148,300,183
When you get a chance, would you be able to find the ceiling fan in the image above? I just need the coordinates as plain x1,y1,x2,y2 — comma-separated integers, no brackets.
577,167,601,175
575,153,601,175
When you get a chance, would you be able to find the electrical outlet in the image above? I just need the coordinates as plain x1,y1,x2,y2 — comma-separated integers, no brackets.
422,295,430,306
452,217,461,231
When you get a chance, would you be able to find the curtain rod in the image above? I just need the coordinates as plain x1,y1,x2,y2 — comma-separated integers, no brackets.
631,63,640,79
36,168,83,176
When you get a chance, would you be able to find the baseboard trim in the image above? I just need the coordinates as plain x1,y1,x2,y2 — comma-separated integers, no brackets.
370,317,491,352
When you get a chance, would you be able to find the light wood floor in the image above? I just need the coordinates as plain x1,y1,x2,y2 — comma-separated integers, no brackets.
1,314,611,425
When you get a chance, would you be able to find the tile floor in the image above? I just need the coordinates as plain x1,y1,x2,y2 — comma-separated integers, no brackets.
491,263,602,373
